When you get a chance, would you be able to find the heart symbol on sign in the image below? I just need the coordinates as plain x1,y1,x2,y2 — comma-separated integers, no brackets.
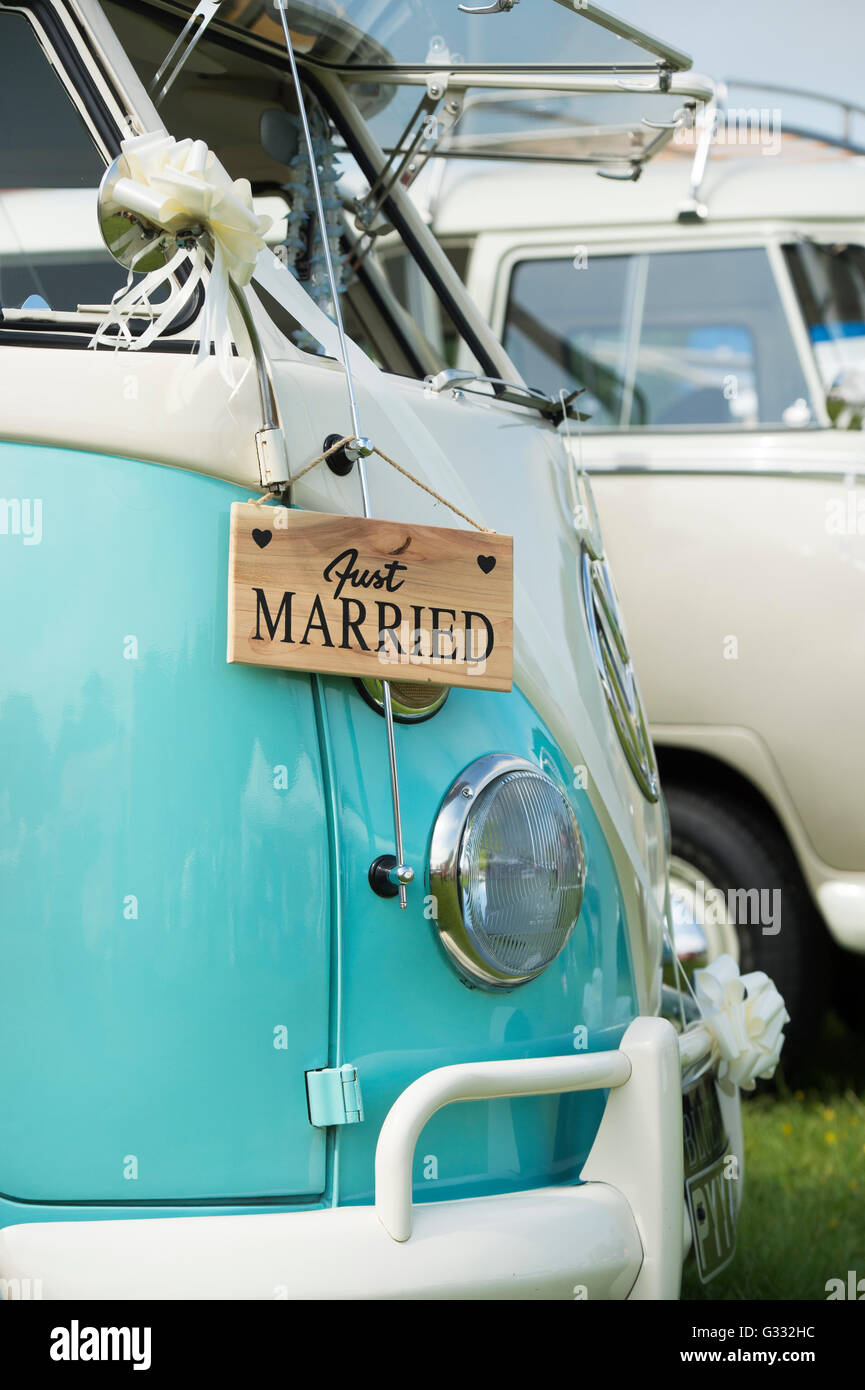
477,554,496,574
252,529,272,549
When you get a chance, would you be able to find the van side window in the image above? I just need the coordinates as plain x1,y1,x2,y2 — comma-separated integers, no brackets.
503,247,815,429
0,11,125,314
784,241,865,418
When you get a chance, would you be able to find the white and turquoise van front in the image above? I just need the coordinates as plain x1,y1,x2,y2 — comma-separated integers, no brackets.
0,0,750,1300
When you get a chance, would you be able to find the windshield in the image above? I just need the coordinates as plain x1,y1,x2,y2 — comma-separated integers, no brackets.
104,0,492,378
502,245,816,430
168,1,690,72
784,241,865,426
352,83,695,167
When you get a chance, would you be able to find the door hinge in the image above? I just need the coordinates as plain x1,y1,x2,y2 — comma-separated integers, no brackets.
256,426,290,488
306,1063,364,1127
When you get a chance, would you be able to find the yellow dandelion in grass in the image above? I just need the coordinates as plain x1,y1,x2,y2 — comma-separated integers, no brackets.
851,1180,858,1192
794,1090,804,1101
823,1108,836,1122
781,1121,793,1136
826,1131,837,1144
829,1216,840,1229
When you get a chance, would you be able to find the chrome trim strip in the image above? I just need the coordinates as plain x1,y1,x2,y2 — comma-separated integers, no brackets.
587,464,865,482
580,548,659,802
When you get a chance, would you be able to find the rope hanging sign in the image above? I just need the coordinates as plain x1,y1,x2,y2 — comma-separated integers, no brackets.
227,438,513,692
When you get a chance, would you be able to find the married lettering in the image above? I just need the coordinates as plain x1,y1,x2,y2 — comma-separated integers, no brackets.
251,548,493,663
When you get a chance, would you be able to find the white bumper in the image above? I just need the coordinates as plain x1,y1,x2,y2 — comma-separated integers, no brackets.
0,1017,733,1301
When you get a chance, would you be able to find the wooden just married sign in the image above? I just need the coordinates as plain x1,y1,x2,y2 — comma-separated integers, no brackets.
227,504,514,692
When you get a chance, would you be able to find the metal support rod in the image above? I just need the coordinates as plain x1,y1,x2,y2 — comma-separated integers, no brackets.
381,683,409,908
354,90,431,230
275,0,368,509
275,0,411,907
228,277,278,432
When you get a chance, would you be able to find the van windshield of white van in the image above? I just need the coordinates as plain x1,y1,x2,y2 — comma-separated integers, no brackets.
502,245,816,430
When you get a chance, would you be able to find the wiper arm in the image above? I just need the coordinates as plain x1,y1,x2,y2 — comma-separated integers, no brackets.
427,367,588,422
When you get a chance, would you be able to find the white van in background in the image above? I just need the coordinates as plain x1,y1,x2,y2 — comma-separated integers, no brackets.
415,89,865,1058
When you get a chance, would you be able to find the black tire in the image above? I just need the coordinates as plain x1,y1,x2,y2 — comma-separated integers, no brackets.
665,783,830,1074
831,944,865,1038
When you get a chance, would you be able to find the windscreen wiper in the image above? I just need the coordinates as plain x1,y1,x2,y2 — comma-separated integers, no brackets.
427,367,588,422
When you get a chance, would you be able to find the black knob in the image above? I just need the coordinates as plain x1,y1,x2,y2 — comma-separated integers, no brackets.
324,433,355,477
368,854,400,899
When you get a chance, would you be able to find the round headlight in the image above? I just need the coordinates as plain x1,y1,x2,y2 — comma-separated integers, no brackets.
429,755,586,989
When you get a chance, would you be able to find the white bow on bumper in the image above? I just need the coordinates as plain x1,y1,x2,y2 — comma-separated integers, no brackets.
694,953,789,1092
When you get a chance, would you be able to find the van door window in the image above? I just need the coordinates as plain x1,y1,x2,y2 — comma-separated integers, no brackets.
503,246,816,429
0,11,126,314
784,241,865,424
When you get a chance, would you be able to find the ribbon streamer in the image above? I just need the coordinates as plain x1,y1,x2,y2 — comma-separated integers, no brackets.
91,132,271,386
694,953,789,1092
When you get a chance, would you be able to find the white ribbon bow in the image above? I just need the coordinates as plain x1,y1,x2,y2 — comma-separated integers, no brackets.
694,953,789,1092
92,132,271,385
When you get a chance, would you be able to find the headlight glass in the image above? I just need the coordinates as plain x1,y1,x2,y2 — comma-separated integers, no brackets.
429,756,586,989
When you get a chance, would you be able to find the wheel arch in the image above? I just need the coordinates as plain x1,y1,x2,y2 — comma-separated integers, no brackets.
655,743,825,926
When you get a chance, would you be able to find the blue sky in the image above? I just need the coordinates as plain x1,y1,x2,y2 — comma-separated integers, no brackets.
612,0,864,137
616,0,861,91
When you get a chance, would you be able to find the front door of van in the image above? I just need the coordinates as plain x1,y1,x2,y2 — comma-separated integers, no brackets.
0,7,332,1205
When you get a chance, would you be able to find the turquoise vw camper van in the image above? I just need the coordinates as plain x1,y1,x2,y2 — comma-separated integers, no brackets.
0,0,780,1300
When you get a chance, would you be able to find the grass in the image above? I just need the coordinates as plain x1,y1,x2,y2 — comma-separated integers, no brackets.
682,1013,865,1300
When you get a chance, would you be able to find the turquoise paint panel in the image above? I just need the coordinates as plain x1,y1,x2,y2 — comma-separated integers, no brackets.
0,443,331,1203
320,680,637,1205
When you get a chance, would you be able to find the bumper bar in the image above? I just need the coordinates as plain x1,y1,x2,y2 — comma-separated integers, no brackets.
376,1050,631,1242
0,1017,716,1301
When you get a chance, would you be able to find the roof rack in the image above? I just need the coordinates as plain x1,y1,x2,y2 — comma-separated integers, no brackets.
677,79,865,223
726,80,865,156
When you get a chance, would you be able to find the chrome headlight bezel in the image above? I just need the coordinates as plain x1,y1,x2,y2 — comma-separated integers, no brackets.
428,754,586,991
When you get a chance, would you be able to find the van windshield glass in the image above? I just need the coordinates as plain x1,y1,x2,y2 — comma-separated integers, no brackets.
165,1,687,72
104,0,475,377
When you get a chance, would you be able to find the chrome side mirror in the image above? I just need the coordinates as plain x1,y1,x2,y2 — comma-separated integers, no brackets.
96,149,285,487
97,152,208,272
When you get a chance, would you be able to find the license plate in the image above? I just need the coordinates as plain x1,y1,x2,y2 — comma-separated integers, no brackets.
683,1076,737,1283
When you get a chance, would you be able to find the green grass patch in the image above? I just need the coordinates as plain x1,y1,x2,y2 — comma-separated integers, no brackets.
683,1014,865,1300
